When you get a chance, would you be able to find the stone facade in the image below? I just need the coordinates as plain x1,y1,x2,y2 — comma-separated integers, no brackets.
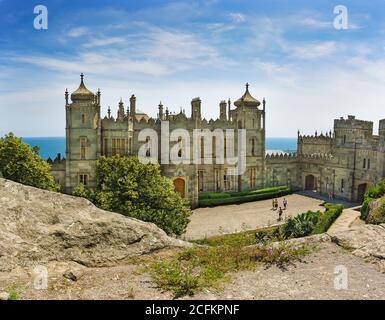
266,115,385,203
51,75,385,206
51,76,266,207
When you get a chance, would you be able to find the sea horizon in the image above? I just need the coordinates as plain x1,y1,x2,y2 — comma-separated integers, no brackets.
22,136,298,160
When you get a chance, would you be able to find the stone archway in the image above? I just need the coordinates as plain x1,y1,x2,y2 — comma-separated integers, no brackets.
305,174,316,191
357,183,368,203
173,178,186,198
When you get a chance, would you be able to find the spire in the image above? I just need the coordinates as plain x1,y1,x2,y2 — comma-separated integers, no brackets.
65,88,69,105
245,82,249,91
80,72,84,82
71,73,94,102
107,106,111,118
262,97,266,111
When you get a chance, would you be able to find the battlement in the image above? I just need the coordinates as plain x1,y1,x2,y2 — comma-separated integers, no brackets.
299,132,333,142
48,153,66,165
300,153,334,161
265,152,298,161
334,115,373,131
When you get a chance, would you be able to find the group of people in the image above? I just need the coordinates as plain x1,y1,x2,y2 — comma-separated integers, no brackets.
272,197,288,222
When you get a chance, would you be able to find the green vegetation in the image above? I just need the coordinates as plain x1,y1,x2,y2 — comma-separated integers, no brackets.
199,186,291,207
149,241,309,298
366,197,385,225
194,203,343,248
5,286,20,300
73,156,192,236
280,204,343,239
0,133,59,191
360,179,385,223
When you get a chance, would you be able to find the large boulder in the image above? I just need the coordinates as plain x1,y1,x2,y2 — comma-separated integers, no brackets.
0,178,189,272
330,224,385,272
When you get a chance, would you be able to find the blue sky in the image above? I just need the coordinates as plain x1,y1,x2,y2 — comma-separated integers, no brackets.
1,0,385,137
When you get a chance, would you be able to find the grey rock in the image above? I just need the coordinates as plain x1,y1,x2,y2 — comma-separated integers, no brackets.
0,291,10,300
330,223,385,269
0,178,191,272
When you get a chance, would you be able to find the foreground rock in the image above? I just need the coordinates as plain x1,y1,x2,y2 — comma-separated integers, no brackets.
0,178,189,272
329,224,385,272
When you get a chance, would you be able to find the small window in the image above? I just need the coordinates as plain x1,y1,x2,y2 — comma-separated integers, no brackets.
343,135,346,144
79,174,88,186
80,137,87,160
363,159,366,169
82,114,85,124
341,179,345,193
368,159,371,169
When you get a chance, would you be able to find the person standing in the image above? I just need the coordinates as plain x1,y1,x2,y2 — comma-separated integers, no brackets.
283,198,287,210
278,207,283,221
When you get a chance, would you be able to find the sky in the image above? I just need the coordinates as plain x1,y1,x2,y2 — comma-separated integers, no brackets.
1,0,385,137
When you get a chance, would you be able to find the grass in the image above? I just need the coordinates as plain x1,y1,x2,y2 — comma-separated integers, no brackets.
5,286,20,300
148,232,310,298
193,225,279,247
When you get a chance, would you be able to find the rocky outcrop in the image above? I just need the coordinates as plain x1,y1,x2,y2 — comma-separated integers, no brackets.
330,224,385,272
0,178,190,272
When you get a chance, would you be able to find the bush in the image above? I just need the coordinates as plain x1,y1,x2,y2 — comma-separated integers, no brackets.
366,198,385,225
280,211,320,239
311,204,344,234
0,133,59,191
199,187,291,207
73,156,192,236
360,180,385,221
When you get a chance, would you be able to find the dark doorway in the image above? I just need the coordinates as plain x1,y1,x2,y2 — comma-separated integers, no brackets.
357,183,368,203
305,175,316,191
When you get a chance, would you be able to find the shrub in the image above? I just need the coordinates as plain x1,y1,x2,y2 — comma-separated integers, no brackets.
280,211,320,239
360,180,385,220
0,133,59,191
311,204,344,234
366,198,385,225
199,187,291,207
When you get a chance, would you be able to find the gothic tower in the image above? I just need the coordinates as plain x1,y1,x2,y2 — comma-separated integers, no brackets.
65,73,101,192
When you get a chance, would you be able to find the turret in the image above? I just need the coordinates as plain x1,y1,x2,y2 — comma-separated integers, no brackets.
191,97,201,120
130,94,136,119
158,102,164,120
219,100,227,120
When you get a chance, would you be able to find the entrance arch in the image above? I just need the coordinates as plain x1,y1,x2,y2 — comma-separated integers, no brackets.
357,183,368,203
173,178,186,198
305,175,316,191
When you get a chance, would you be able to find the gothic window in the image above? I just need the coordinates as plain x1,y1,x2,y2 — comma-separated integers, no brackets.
341,179,345,193
250,167,256,188
224,174,230,191
178,137,182,158
368,158,371,169
363,158,366,169
82,114,85,124
200,137,204,160
198,170,204,192
146,137,151,157
79,174,88,186
251,138,255,156
343,135,346,144
80,137,87,160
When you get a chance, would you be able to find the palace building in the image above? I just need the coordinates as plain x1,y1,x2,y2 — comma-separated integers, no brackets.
51,74,385,206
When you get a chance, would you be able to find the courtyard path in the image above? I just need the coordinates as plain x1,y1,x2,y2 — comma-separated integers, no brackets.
183,194,324,240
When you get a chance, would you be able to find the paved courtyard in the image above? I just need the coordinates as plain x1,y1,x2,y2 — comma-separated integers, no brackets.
183,194,324,240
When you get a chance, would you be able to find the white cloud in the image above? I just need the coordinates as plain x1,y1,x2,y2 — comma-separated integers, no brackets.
67,27,89,38
228,12,245,23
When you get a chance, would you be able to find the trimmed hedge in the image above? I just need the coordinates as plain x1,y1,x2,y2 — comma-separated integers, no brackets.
199,187,292,207
311,203,344,235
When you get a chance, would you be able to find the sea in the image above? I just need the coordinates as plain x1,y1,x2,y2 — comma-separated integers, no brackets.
22,137,297,160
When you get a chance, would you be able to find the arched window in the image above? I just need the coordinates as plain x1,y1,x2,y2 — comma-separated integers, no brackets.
178,137,182,158
82,114,85,124
251,138,255,156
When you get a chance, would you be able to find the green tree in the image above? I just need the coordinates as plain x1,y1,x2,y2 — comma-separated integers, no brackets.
0,133,59,191
74,156,192,236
